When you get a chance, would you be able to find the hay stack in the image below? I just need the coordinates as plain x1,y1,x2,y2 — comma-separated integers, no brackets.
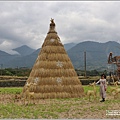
22,18,84,99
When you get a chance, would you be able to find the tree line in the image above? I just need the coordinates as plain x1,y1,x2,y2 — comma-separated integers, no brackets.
0,67,108,77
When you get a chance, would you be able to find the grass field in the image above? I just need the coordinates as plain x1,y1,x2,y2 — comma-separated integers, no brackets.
0,85,120,119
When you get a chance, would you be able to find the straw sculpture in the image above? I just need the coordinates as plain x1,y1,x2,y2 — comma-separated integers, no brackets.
22,18,84,99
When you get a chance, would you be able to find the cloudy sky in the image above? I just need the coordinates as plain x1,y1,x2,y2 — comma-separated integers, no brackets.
0,1,120,54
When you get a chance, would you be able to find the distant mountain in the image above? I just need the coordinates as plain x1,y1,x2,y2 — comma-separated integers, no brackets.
64,43,76,51
0,50,18,66
1,41,120,71
2,43,74,68
5,48,41,68
13,45,35,56
67,41,120,70
3,43,73,68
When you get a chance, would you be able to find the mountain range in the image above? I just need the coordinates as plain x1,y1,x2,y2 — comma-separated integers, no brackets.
0,41,120,71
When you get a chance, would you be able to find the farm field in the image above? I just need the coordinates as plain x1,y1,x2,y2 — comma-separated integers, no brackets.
0,85,120,119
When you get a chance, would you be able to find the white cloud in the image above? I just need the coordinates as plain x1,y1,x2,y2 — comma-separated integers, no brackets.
0,1,120,54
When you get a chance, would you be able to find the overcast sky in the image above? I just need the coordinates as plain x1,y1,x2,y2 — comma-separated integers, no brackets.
0,1,120,54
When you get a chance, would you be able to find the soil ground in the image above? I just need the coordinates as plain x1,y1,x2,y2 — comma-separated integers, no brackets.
0,93,120,119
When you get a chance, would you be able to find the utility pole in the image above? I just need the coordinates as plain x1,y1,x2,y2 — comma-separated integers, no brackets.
16,66,18,76
0,64,3,76
84,51,87,78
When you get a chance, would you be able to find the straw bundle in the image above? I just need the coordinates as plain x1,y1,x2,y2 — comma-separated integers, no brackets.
43,39,63,47
35,93,42,99
27,84,84,94
52,92,57,98
33,61,74,69
41,46,66,54
22,19,84,99
42,37,63,47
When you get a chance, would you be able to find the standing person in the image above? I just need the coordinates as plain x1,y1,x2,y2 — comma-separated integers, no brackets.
96,74,107,102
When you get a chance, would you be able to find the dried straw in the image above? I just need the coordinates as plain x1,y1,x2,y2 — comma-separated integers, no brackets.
22,19,84,99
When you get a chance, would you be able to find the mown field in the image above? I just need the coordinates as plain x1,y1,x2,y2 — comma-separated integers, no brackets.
0,85,120,119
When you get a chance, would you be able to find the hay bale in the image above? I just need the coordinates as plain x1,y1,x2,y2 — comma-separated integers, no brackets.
22,19,84,99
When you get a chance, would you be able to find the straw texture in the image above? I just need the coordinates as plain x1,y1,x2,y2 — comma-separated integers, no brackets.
22,18,84,98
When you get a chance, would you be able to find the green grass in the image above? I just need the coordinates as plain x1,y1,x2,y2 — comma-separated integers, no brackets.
0,85,116,95
0,103,59,119
0,87,22,94
0,86,120,119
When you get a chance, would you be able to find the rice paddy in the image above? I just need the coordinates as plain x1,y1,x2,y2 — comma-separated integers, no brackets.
0,85,120,119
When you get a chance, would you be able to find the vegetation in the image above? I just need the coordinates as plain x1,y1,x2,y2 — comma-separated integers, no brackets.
0,85,119,119
75,69,108,76
0,87,22,94
0,68,31,77
0,68,108,77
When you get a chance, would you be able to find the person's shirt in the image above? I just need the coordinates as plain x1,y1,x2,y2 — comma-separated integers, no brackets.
96,79,107,88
